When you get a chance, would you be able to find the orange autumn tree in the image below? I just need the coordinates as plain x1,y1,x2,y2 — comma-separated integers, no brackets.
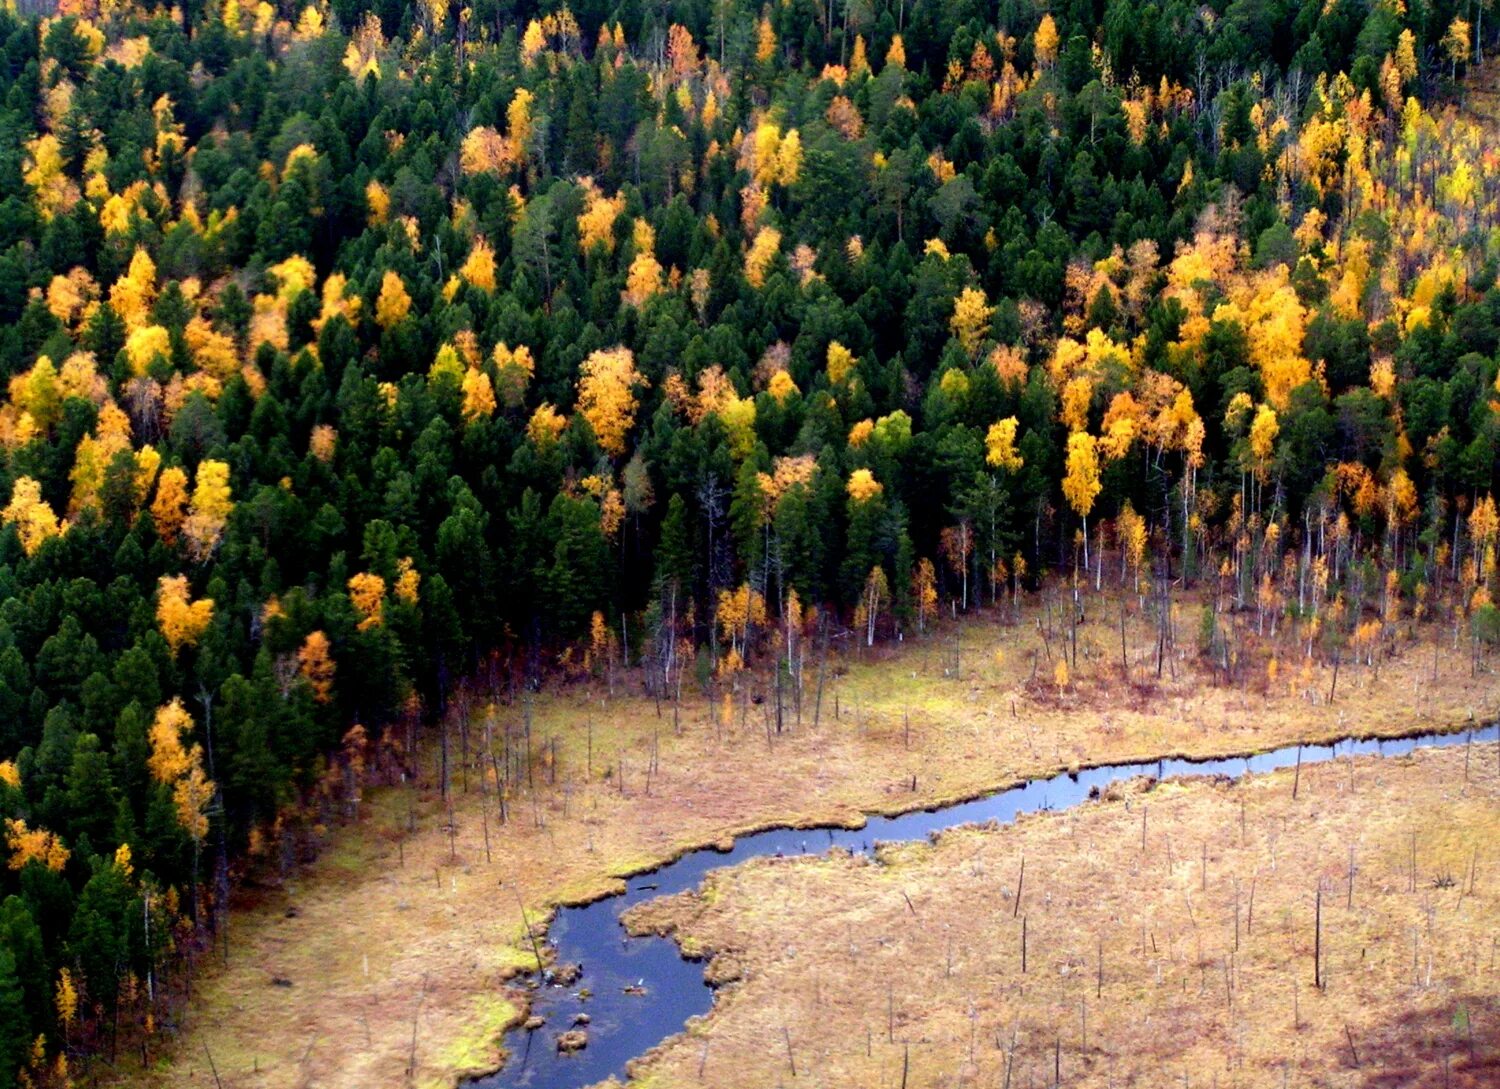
394,557,420,604
150,465,190,544
348,572,386,630
297,631,336,702
309,424,337,462
1470,496,1499,581
912,557,938,633
940,522,975,608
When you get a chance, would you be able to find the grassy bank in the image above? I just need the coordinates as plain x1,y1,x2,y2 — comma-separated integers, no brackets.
116,591,1498,1089
624,743,1499,1088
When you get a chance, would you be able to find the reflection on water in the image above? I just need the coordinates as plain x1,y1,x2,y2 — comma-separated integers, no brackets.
473,723,1497,1089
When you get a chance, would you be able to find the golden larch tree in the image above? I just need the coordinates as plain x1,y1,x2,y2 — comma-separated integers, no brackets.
493,342,535,408
12,356,62,431
55,969,77,1038
148,699,213,841
68,402,133,515
460,238,497,292
847,468,883,502
622,250,665,307
2,477,65,555
156,575,214,656
460,127,515,175
124,325,171,375
745,226,782,287
1117,501,1148,590
1394,29,1418,82
375,270,412,329
1442,19,1470,76
5,818,70,872
576,347,647,456
950,285,995,357
985,416,1024,471
775,129,803,185
23,134,78,220
182,459,232,561
462,366,497,422
507,88,536,155
1248,403,1279,481
826,341,857,385
109,248,157,329
309,424,337,462
1062,431,1102,564
366,179,390,225
394,557,421,604
1034,15,1059,68
521,18,546,61
527,403,566,446
577,182,625,254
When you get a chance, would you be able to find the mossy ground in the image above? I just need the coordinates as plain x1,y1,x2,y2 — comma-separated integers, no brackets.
113,590,1498,1089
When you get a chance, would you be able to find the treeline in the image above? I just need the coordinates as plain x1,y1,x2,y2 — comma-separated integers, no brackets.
0,0,1499,1080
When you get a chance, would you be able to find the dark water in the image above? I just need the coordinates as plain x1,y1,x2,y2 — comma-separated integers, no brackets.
473,723,1498,1089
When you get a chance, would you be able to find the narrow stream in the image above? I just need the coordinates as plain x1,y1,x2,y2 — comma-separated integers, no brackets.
473,724,1497,1089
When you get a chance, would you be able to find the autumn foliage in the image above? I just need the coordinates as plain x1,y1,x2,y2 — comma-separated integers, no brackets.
0,0,1497,1077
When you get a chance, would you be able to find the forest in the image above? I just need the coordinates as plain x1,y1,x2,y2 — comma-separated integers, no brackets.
0,0,1497,1081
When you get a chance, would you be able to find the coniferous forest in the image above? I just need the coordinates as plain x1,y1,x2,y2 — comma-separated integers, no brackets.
0,0,1498,1081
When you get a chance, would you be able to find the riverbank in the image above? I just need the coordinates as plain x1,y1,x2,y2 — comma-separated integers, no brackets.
622,742,1499,1088
115,592,1498,1089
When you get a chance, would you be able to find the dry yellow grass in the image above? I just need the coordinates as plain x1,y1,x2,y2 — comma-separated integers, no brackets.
624,743,1500,1089
115,592,1499,1089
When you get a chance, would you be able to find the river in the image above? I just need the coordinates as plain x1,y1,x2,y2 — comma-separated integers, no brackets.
473,722,1498,1088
